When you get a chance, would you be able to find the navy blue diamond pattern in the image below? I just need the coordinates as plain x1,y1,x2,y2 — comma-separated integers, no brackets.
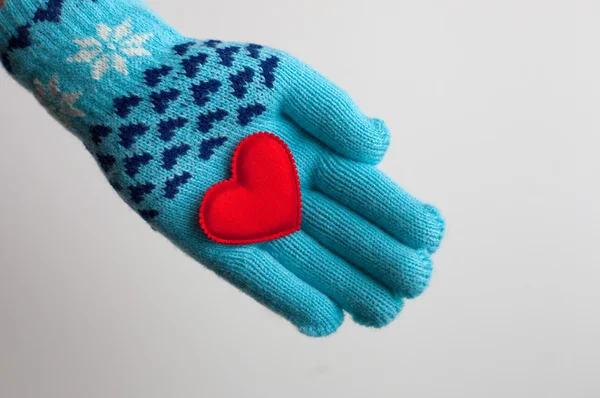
88,38,281,221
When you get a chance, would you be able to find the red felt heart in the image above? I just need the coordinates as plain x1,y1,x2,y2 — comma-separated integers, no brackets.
199,132,302,245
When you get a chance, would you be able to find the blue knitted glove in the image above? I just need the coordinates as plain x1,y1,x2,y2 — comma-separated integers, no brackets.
0,0,445,336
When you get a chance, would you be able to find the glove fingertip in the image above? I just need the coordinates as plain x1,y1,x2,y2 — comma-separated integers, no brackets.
298,307,345,338
360,117,391,164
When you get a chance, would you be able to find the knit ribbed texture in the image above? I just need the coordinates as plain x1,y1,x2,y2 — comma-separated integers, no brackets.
0,0,445,336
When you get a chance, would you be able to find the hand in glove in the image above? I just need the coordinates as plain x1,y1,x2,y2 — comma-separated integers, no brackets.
0,0,445,336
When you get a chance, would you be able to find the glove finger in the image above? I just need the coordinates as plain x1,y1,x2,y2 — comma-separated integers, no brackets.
280,58,389,165
263,231,403,328
200,244,344,337
302,190,433,299
313,154,445,254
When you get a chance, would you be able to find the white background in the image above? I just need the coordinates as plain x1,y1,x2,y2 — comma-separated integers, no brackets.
1,1,599,397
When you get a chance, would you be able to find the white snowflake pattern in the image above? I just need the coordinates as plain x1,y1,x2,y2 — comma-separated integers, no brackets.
67,19,153,80
33,74,85,127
